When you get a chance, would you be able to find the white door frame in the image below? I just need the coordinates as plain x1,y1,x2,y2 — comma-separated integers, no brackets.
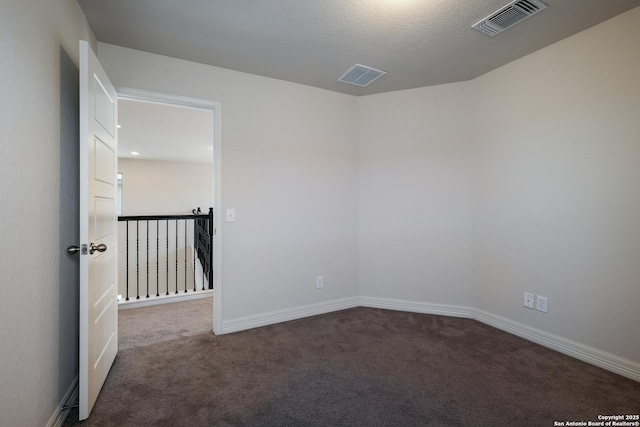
117,87,223,335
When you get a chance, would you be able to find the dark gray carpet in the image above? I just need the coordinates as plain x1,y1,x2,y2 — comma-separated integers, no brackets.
65,302,640,426
118,297,213,350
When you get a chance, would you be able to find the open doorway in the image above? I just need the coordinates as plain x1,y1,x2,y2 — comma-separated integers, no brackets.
115,88,222,336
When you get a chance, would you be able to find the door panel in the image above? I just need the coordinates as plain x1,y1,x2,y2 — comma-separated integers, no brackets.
94,75,115,135
94,138,115,184
94,197,115,240
91,250,115,304
79,40,118,421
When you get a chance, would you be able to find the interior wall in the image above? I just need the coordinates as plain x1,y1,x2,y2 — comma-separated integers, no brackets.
118,158,213,215
98,43,360,321
0,1,95,426
471,6,640,363
357,6,640,365
357,83,473,307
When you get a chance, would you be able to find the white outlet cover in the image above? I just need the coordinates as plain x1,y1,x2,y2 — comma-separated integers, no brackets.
536,295,548,313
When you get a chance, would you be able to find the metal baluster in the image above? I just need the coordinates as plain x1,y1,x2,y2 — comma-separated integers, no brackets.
184,219,188,293
175,220,178,294
146,220,149,298
156,220,160,297
136,221,140,299
125,221,130,301
166,220,169,295
201,216,205,290
193,218,197,292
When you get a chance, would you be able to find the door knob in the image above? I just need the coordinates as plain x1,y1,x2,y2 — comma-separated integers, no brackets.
67,245,80,255
90,243,107,254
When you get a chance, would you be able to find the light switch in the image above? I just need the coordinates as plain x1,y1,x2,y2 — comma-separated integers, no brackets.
226,208,235,223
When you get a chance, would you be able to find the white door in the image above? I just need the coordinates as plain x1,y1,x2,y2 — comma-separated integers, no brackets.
78,40,118,421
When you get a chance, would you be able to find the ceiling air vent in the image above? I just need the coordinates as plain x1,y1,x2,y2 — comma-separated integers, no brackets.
338,64,386,87
472,0,547,37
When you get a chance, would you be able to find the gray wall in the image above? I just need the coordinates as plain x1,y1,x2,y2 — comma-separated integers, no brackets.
0,1,96,426
357,7,640,364
470,7,640,362
358,82,474,308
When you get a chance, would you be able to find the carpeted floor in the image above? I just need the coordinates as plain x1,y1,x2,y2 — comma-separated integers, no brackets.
118,296,213,350
65,300,640,426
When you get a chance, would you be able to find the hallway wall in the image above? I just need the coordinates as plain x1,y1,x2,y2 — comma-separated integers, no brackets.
118,158,213,216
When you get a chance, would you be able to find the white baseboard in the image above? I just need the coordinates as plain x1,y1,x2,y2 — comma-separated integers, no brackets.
46,376,78,427
359,296,474,319
220,295,639,382
473,308,640,383
360,296,640,382
222,297,360,334
118,289,213,310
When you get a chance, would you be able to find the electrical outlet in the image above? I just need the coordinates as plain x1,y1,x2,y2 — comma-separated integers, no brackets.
535,295,548,313
316,276,324,289
524,292,534,309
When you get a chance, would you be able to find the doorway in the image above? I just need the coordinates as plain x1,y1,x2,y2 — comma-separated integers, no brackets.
117,88,222,335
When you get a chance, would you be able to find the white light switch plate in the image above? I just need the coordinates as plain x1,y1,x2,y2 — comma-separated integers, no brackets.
226,208,236,223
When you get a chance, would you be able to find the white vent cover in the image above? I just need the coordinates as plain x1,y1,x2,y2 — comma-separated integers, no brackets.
338,64,386,87
472,0,547,37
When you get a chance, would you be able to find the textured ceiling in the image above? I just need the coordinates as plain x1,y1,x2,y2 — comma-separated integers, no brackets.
78,0,640,95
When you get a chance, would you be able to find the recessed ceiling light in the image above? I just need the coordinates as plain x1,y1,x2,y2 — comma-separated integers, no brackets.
117,124,122,128
130,151,140,156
